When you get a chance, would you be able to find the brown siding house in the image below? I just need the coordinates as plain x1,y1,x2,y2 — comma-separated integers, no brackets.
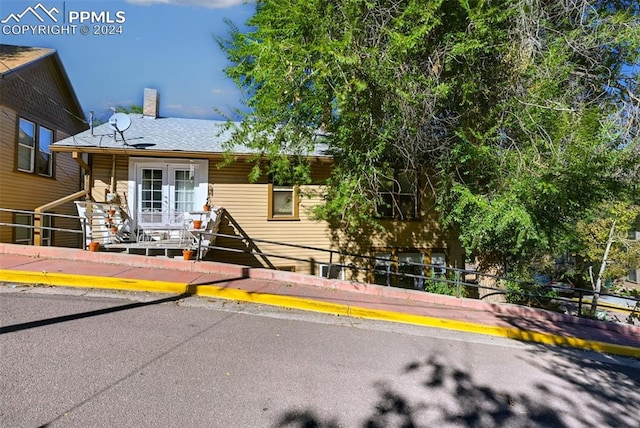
0,44,88,247
51,89,465,284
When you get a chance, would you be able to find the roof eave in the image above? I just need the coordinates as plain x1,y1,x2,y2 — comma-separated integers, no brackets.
50,145,334,162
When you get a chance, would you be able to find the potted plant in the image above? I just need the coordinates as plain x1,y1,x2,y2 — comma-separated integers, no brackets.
192,219,203,230
89,242,100,252
182,248,194,260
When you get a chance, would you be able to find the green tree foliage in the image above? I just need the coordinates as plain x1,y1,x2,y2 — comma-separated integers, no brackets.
576,202,640,282
218,0,640,271
117,104,143,114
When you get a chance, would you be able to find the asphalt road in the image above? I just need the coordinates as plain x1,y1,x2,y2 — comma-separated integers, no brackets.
1,286,639,428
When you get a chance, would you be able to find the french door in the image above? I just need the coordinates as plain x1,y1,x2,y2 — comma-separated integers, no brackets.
129,159,208,228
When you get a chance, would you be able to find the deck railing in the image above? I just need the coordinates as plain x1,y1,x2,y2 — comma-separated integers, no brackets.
1,207,638,324
0,208,87,247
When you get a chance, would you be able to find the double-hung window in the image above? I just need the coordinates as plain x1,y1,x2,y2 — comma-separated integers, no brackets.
17,118,54,177
376,170,419,220
268,180,299,220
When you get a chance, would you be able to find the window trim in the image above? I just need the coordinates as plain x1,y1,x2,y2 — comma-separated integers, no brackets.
14,213,33,245
16,117,55,177
375,169,420,221
371,248,447,288
318,263,345,280
267,183,300,221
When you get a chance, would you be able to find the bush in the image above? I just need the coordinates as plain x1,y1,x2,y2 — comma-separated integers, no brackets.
424,275,466,297
504,280,558,307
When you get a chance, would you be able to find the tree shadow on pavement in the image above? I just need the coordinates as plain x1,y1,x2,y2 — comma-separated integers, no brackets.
520,345,640,427
495,313,639,350
273,350,639,428
0,276,248,335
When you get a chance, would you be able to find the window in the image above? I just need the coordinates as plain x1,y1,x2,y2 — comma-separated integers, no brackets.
14,214,33,245
430,252,447,276
17,118,54,177
374,251,426,289
373,252,393,286
319,263,345,280
397,252,425,289
173,169,195,214
39,215,52,246
372,249,445,290
376,170,419,220
14,214,52,246
140,168,164,224
268,183,299,220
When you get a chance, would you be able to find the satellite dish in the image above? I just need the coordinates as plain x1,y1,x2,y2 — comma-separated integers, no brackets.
108,113,131,132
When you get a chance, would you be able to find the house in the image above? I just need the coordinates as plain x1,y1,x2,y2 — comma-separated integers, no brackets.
0,44,88,247
50,88,465,285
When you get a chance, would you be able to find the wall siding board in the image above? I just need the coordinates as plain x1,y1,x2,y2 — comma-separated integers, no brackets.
0,108,83,246
0,49,87,246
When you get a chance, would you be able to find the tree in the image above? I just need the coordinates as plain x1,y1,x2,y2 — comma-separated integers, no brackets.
218,0,640,273
577,202,640,284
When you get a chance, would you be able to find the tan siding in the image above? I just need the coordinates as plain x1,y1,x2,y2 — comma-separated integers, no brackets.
90,154,131,217
0,51,87,246
210,182,336,274
0,107,83,246
205,159,464,275
84,154,463,275
0,108,17,243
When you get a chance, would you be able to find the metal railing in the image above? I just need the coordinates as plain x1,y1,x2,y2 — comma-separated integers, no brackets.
1,207,638,323
194,230,640,323
0,208,87,247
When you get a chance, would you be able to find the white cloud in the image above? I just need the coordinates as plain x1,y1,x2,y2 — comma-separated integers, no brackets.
125,0,250,9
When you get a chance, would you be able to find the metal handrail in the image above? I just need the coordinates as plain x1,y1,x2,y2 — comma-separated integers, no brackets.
0,208,86,244
2,208,638,321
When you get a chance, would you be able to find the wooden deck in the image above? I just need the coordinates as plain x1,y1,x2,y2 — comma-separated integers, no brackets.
75,201,224,259
103,240,195,258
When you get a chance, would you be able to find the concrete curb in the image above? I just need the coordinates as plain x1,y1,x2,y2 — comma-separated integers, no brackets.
3,267,639,358
2,244,639,349
2,243,637,335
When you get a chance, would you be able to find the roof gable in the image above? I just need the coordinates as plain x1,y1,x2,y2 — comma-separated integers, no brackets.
0,45,55,74
0,44,87,134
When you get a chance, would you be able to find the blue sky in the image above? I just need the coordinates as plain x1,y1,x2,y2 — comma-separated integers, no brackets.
0,0,254,122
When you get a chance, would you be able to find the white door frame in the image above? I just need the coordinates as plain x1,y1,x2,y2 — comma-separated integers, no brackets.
128,157,208,229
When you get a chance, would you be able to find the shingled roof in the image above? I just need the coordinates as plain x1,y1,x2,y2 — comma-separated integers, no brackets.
0,45,55,75
51,114,331,158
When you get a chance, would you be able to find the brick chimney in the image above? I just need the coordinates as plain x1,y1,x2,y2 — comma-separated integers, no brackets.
143,88,159,118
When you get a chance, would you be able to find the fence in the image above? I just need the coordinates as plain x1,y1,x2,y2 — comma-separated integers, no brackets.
1,208,638,323
195,230,640,324
0,208,87,248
